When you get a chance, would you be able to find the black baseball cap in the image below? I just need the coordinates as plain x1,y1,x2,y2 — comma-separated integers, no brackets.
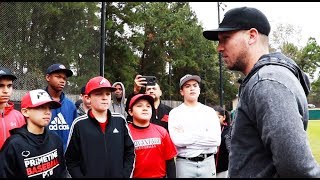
46,64,73,77
0,67,17,80
80,85,86,95
203,7,271,41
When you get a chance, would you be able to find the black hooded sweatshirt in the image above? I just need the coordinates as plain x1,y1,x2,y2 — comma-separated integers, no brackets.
0,125,69,178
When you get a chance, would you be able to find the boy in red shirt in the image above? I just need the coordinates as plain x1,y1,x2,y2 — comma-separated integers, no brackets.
128,94,177,178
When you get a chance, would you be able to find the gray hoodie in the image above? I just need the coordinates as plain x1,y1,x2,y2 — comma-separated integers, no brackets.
110,82,127,118
229,52,320,178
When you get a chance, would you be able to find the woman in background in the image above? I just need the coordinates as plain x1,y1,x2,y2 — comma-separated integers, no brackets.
213,106,231,178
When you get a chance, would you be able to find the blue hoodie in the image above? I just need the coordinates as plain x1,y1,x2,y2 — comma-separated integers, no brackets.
229,52,320,178
46,88,77,152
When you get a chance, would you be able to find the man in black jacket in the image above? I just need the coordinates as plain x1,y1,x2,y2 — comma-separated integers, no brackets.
65,76,135,178
125,75,172,131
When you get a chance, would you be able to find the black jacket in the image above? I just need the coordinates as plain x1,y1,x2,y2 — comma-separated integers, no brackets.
65,109,135,178
126,93,172,131
215,125,231,173
0,125,68,178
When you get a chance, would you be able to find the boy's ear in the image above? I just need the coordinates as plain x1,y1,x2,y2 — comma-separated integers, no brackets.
21,108,30,118
128,109,133,116
45,74,51,82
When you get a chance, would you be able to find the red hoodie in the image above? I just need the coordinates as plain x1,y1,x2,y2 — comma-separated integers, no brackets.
0,102,25,149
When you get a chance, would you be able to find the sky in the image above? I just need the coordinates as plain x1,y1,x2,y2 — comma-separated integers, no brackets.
189,2,320,48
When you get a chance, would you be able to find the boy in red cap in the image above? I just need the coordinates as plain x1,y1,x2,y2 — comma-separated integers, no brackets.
127,94,177,178
65,76,135,178
0,89,69,178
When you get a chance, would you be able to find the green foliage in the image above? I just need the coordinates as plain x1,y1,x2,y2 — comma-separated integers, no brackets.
5,2,320,108
0,2,101,93
270,23,320,106
124,2,238,105
307,120,320,163
298,38,320,79
0,2,240,107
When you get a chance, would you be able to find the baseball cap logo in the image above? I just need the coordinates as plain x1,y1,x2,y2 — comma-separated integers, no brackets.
30,89,51,104
0,70,6,75
59,65,66,69
180,74,192,83
37,91,48,99
99,78,107,85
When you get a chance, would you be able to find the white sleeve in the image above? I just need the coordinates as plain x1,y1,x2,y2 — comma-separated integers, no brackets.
168,110,196,147
188,110,221,148
168,107,221,148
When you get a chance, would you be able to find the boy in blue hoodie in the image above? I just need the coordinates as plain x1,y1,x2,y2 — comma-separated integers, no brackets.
45,63,77,151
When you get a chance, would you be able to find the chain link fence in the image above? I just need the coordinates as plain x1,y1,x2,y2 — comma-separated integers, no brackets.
1,2,102,109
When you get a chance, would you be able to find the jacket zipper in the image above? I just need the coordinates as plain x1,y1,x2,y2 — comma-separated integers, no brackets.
1,111,6,142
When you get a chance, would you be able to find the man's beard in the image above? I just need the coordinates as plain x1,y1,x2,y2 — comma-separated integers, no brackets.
229,50,248,73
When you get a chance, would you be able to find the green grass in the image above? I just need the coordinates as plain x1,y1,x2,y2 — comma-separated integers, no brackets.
307,120,320,163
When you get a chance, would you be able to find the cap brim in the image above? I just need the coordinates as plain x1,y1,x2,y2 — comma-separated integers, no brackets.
61,69,73,77
88,87,117,95
180,75,201,89
29,100,61,109
49,69,73,77
203,27,240,41
129,95,155,110
0,75,17,81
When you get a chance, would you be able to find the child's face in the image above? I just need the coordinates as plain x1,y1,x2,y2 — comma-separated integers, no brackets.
87,88,111,112
81,94,91,109
0,78,13,104
46,71,68,92
22,103,52,128
216,111,225,125
180,80,200,102
129,99,152,123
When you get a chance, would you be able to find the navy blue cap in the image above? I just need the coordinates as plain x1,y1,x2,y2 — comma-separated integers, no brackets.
46,64,73,77
0,67,17,80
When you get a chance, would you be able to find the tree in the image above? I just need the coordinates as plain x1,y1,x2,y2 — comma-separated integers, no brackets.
0,2,239,108
297,38,320,80
0,2,102,93
122,2,239,106
271,23,302,51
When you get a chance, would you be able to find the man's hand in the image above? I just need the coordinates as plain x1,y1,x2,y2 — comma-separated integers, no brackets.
133,75,147,94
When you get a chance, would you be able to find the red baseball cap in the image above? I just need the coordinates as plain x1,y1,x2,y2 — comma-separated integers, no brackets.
129,94,154,110
85,76,116,95
21,89,61,109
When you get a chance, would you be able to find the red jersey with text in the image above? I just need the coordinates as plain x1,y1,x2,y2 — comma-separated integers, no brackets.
128,123,177,178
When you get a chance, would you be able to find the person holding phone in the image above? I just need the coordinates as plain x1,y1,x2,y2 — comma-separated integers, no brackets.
125,75,172,132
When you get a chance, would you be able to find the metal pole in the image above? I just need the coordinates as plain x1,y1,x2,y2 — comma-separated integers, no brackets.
217,2,224,107
100,2,106,77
